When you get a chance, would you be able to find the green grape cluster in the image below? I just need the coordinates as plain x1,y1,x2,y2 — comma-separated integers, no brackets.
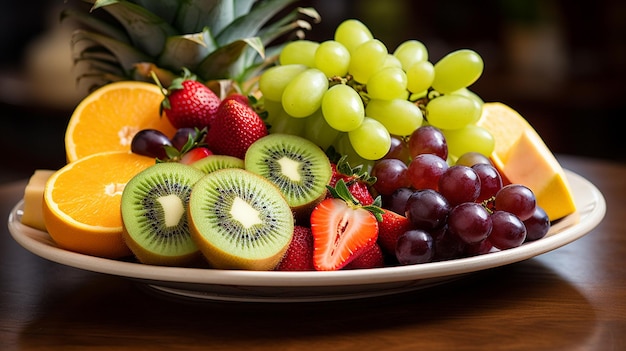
258,19,494,166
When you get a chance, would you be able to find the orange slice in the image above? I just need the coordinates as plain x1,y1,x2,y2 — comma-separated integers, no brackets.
65,81,177,163
476,102,576,221
42,151,156,258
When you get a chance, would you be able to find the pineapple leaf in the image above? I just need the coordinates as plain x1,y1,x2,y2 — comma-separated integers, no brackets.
71,29,152,75
215,0,297,46
234,0,256,18
157,28,218,72
176,0,234,36
195,37,264,81
93,0,178,57
128,0,180,25
60,8,130,44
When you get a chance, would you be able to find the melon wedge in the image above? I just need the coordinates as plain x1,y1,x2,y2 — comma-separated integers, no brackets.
476,102,576,221
21,169,56,231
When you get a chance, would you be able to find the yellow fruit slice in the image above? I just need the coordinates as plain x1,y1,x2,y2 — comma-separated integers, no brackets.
42,151,156,258
21,169,55,231
65,81,177,163
476,102,576,221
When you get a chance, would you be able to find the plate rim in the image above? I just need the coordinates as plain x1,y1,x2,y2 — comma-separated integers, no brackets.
7,169,606,289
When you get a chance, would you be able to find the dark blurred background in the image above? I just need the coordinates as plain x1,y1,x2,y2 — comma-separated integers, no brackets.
1,0,625,183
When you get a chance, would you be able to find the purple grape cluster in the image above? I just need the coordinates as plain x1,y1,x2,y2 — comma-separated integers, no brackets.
372,125,551,265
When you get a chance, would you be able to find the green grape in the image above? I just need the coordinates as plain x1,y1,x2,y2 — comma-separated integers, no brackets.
333,133,375,172
279,40,319,67
334,19,373,53
262,98,284,126
443,124,495,159
367,66,408,101
393,40,428,71
348,39,388,84
259,64,308,102
348,117,391,160
304,109,340,150
432,49,484,94
426,94,482,130
365,98,423,136
270,109,309,136
406,60,435,94
314,40,351,77
383,54,403,69
282,68,328,118
450,87,484,105
321,84,364,132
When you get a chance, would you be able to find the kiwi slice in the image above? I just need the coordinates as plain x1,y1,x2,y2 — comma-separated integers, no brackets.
191,154,244,174
121,162,205,266
188,168,294,270
244,133,332,220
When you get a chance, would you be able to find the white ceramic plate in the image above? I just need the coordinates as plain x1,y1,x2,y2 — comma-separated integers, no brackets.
8,170,605,302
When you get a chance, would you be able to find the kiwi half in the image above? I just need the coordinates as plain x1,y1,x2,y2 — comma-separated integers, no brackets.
244,133,332,220
121,162,205,266
191,154,244,174
188,168,294,270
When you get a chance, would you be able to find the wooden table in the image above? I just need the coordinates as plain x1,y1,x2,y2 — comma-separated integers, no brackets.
1,155,624,350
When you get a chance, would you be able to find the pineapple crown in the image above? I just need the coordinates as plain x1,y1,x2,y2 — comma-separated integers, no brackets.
62,0,320,95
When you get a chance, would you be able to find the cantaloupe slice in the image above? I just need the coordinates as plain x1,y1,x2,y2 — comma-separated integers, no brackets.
477,102,576,221
21,169,56,231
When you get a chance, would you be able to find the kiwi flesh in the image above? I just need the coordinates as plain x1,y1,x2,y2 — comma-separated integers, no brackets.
244,133,332,221
121,162,206,266
191,154,244,174
188,168,294,270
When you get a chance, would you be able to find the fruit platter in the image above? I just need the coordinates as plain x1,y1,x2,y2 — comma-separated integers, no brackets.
8,0,605,302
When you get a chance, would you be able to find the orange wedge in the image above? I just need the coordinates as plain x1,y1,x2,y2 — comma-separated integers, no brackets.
476,102,576,221
65,81,177,163
42,151,156,258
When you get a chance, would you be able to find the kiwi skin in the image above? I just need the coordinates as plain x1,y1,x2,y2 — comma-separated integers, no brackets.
188,168,294,271
191,154,244,174
121,162,206,267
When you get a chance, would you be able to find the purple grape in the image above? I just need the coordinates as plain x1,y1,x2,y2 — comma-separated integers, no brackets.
523,206,551,242
408,125,448,160
447,202,493,244
383,135,411,162
171,127,199,151
472,163,503,202
395,229,434,265
407,153,448,190
371,158,410,195
405,189,450,231
489,210,527,250
438,165,481,206
494,184,536,221
464,239,493,256
433,227,466,261
130,129,172,159
383,187,413,215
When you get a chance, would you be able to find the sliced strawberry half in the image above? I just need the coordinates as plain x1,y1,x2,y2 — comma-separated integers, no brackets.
311,179,384,271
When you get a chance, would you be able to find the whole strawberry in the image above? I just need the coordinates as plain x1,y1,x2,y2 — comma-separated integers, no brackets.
328,156,376,205
345,243,385,269
158,69,221,129
206,99,268,159
377,209,414,256
276,226,315,271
